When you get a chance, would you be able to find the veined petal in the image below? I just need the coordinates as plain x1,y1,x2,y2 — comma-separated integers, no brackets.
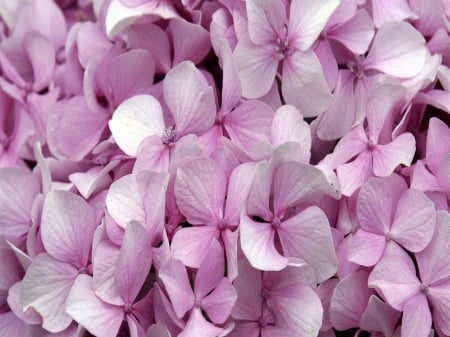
402,294,432,337
66,274,123,337
347,229,386,267
109,95,165,157
246,0,286,45
282,50,332,118
194,240,225,300
163,61,216,137
202,278,237,324
41,191,96,267
289,0,340,51
234,34,278,99
174,158,226,224
391,190,436,252
178,307,223,337
21,254,78,333
240,213,289,271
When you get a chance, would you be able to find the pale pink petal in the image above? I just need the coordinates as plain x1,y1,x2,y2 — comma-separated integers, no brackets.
289,0,340,51
163,61,216,137
402,294,432,337
41,191,96,267
24,32,55,92
240,213,289,271
109,95,165,157
327,9,375,54
47,96,107,160
66,275,123,337
364,21,427,78
356,174,407,234
92,240,122,306
390,190,435,252
174,158,226,224
231,259,262,321
428,280,450,335
21,254,78,332
178,307,223,337
202,278,237,324
317,279,339,331
218,42,241,113
0,311,30,337
347,229,386,267
7,281,41,325
115,221,152,304
411,160,441,192
227,322,260,337
158,260,195,319
134,136,170,173
267,278,323,335
360,295,401,337
273,161,339,213
246,162,273,221
271,105,311,160
234,35,278,99
224,100,274,151
169,18,211,66
282,50,332,118
171,226,219,269
278,207,338,282
371,0,417,28
222,229,239,281
330,271,373,330
368,256,421,310
194,240,225,300
416,211,450,285
0,167,39,246
372,133,416,177
246,0,285,45
426,117,450,174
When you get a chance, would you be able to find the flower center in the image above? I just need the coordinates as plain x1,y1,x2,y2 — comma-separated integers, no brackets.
420,283,429,293
347,55,365,78
123,302,133,314
271,217,281,229
275,37,291,60
261,287,270,300
161,126,176,145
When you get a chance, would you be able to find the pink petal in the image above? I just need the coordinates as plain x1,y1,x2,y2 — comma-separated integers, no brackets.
231,259,262,321
390,190,436,252
330,271,373,330
66,274,123,337
246,0,285,45
41,191,96,268
194,240,225,300
347,229,386,267
134,136,170,173
158,260,195,319
202,278,237,324
178,307,223,337
47,96,107,160
327,9,375,54
174,158,226,224
273,161,339,213
169,18,211,66
368,256,421,310
410,160,441,192
246,162,274,221
282,50,332,118
0,311,30,337
372,133,416,177
163,61,216,137
271,105,311,160
402,294,432,337
171,226,219,269
218,43,241,113
416,211,450,285
240,213,289,271
371,0,417,28
426,117,450,174
24,32,55,92
222,229,239,281
115,221,152,304
109,95,165,157
289,0,340,51
7,281,41,325
93,240,122,306
224,100,274,151
21,254,78,332
428,280,450,335
234,35,278,99
0,167,39,246
360,295,401,337
278,207,338,282
364,21,427,78
356,174,407,234
317,279,339,331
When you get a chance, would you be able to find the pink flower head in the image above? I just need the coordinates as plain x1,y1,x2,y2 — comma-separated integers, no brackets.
234,0,339,117
240,159,339,281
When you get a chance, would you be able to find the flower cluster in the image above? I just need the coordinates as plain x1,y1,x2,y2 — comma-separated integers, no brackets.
1,0,450,337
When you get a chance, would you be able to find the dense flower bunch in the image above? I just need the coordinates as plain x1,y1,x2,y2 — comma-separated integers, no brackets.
1,0,450,336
